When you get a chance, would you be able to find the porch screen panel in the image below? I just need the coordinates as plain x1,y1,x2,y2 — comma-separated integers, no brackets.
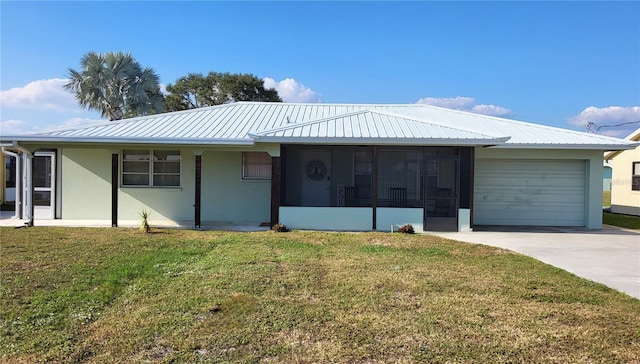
353,150,372,205
377,150,422,207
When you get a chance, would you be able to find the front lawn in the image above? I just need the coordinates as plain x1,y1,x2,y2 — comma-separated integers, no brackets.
604,211,640,230
1,227,638,363
602,190,611,207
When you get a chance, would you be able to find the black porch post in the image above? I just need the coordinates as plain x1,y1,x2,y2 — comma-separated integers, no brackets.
371,146,378,230
195,155,202,228
111,153,118,227
468,147,475,229
270,156,281,227
27,155,35,227
457,147,475,231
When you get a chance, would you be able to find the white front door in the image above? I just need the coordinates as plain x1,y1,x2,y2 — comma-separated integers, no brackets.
33,152,55,219
301,151,331,206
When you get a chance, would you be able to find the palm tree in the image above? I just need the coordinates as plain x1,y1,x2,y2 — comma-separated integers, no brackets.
65,52,164,121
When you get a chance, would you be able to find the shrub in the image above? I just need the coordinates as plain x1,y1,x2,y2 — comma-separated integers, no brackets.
272,223,289,232
139,210,150,234
397,224,414,234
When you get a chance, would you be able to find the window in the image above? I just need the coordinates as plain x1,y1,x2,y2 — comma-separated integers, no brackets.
122,150,181,187
243,152,271,179
5,156,16,188
633,162,640,191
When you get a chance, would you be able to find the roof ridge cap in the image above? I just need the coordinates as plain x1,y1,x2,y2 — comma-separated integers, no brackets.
368,109,504,139
250,108,508,140
250,110,370,136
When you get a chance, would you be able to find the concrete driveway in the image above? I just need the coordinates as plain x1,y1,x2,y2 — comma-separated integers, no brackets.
431,225,640,299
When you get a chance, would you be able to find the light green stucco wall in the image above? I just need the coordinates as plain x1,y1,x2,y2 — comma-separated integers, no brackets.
201,151,271,223
60,147,271,225
280,206,371,231
61,148,112,219
475,148,604,229
376,207,423,233
118,151,195,222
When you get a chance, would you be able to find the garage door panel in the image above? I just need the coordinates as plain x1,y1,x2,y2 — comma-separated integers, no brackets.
477,194,585,204
477,178,584,188
474,159,586,226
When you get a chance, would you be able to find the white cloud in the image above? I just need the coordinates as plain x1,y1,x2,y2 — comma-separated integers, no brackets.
263,77,321,103
0,117,103,136
568,106,640,137
416,96,513,117
0,119,39,136
0,78,80,112
159,83,168,95
57,117,104,129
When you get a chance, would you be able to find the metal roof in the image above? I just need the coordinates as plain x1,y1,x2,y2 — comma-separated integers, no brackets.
249,110,509,145
2,102,636,150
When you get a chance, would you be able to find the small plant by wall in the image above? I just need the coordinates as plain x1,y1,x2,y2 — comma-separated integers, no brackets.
272,223,289,232
397,224,414,234
139,210,151,234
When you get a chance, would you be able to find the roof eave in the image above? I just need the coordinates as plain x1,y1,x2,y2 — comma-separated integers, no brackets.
0,136,255,146
492,143,639,150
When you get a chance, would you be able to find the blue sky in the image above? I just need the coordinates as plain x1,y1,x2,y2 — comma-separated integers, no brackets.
1,1,639,137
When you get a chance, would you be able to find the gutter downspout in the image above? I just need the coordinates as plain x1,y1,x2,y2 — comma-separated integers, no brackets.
2,144,34,226
1,148,21,219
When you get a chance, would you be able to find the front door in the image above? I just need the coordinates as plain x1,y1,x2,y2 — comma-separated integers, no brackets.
424,158,458,231
33,152,55,219
301,151,331,206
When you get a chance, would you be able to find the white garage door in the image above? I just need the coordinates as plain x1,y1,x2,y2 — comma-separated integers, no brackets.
474,159,586,226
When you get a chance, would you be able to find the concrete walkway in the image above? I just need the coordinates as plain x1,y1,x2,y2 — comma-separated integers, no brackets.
432,226,640,299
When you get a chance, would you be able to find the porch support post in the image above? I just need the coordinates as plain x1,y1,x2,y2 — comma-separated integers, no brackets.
457,147,475,232
26,154,34,227
195,154,202,228
371,146,378,230
468,147,475,228
111,153,118,227
270,156,281,227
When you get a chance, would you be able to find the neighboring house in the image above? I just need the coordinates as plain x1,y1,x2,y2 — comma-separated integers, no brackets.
605,128,640,216
603,162,612,192
0,102,636,232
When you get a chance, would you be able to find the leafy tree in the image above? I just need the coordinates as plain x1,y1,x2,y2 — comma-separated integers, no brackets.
65,51,164,121
164,71,281,112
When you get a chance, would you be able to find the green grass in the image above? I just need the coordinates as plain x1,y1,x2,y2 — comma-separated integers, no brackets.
1,227,639,363
602,190,611,207
604,211,640,230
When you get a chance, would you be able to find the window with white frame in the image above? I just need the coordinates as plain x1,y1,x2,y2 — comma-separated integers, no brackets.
243,152,271,179
633,162,640,191
122,150,181,187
